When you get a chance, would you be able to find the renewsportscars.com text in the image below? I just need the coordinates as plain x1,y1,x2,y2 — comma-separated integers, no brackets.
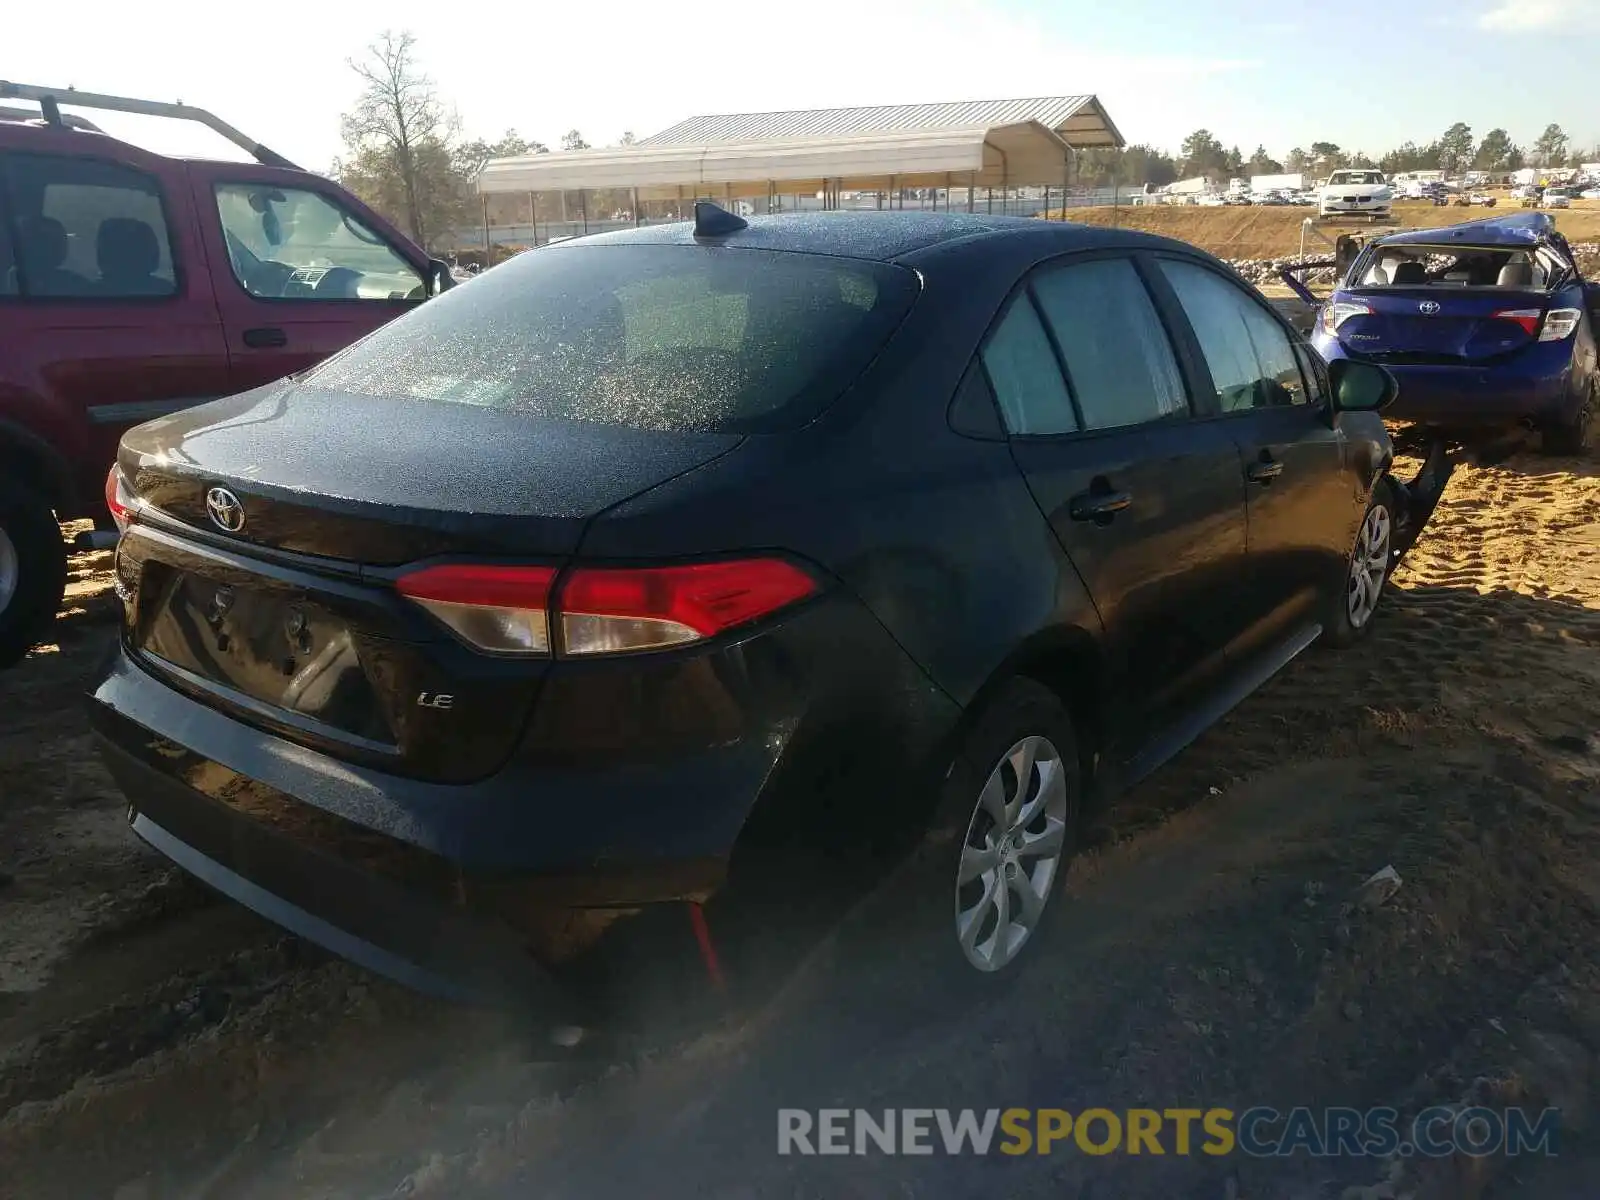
777,1106,1560,1158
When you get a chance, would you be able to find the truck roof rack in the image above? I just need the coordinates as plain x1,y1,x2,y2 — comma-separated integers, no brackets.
0,81,302,171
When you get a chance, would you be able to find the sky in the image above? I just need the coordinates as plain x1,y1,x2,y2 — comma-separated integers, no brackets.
8,0,1600,169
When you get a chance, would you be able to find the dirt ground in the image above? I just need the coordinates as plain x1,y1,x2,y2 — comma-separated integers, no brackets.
1056,200,1600,261
3,451,1600,1199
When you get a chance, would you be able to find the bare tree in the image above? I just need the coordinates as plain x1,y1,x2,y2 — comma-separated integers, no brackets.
341,31,454,245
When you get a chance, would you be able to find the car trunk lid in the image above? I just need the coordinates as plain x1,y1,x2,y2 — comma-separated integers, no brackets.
1334,288,1547,363
114,381,740,781
119,381,741,563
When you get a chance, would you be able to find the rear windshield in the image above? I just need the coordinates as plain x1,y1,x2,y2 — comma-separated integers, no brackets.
305,244,920,433
1348,243,1568,290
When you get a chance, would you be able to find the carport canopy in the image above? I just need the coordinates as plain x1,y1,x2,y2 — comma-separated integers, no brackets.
476,96,1122,201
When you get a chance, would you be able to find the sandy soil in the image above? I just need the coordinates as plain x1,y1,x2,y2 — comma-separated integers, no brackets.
2,456,1599,1198
1055,200,1600,261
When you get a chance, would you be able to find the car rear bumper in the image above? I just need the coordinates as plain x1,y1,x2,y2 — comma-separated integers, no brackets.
1378,366,1573,426
1314,337,1581,428
98,725,566,1007
89,588,960,1001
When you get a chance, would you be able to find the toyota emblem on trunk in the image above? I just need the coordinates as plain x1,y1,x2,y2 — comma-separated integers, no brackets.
1418,300,1441,315
205,487,246,533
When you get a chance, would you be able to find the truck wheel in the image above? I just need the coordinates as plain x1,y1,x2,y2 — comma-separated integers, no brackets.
0,479,68,668
1543,387,1594,456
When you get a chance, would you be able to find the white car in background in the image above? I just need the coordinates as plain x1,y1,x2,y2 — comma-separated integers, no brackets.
1319,169,1393,219
1582,188,1600,201
1542,188,1572,209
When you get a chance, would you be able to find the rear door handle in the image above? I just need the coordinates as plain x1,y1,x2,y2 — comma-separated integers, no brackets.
242,327,288,348
1069,489,1134,523
1246,459,1284,484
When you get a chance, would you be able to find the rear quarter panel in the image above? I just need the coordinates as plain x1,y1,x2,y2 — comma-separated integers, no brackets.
579,238,1105,712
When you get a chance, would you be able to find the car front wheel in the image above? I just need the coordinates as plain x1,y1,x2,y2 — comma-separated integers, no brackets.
1323,481,1396,648
0,479,68,668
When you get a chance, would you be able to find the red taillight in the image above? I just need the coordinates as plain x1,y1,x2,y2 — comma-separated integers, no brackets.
104,465,134,533
396,563,557,656
1491,307,1543,337
395,557,818,658
557,558,818,656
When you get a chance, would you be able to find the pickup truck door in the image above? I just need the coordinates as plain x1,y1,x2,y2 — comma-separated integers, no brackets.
0,146,232,514
185,162,431,393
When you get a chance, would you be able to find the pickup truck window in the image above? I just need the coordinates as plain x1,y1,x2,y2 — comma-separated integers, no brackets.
213,183,425,302
3,153,176,298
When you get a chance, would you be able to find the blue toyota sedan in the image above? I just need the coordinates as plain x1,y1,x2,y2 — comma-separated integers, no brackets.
1290,212,1598,453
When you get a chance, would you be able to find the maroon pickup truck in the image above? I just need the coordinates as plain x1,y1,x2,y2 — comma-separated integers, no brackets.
0,82,454,665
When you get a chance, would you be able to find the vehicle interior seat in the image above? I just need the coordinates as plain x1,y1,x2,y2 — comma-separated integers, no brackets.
1497,260,1535,287
1391,261,1428,285
96,218,171,295
17,216,94,295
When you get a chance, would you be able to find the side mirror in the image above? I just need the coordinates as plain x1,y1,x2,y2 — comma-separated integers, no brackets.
1328,358,1397,415
426,258,456,296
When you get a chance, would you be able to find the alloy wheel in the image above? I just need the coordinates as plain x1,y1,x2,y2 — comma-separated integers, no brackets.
1347,503,1392,630
954,734,1069,972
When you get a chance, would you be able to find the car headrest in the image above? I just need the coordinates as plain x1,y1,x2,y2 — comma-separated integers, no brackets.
1497,261,1534,287
1391,261,1427,285
97,218,161,279
18,216,69,271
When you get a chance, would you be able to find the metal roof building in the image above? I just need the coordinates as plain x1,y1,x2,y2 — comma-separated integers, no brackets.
476,95,1123,207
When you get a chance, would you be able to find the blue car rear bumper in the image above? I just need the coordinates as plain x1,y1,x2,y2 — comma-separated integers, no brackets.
1313,335,1581,428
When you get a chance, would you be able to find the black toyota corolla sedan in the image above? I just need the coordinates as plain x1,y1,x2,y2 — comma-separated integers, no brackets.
90,206,1450,1018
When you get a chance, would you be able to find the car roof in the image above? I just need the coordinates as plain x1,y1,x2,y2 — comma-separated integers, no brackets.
1375,211,1555,249
545,210,1202,265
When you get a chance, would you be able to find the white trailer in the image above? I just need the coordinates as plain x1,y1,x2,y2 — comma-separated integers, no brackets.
1249,172,1306,193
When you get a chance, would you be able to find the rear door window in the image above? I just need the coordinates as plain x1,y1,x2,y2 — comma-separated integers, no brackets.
1030,257,1188,430
979,296,1078,435
305,244,920,433
3,153,176,298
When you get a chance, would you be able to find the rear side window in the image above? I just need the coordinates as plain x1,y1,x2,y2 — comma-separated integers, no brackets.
1031,258,1188,430
3,154,176,298
980,297,1077,435
306,244,918,433
1159,259,1305,411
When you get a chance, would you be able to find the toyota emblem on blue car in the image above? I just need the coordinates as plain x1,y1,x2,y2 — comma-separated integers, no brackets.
1418,300,1441,315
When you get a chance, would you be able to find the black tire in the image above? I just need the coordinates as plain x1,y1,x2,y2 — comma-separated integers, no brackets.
1323,479,1397,649
1542,386,1594,456
904,678,1082,990
0,478,68,668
